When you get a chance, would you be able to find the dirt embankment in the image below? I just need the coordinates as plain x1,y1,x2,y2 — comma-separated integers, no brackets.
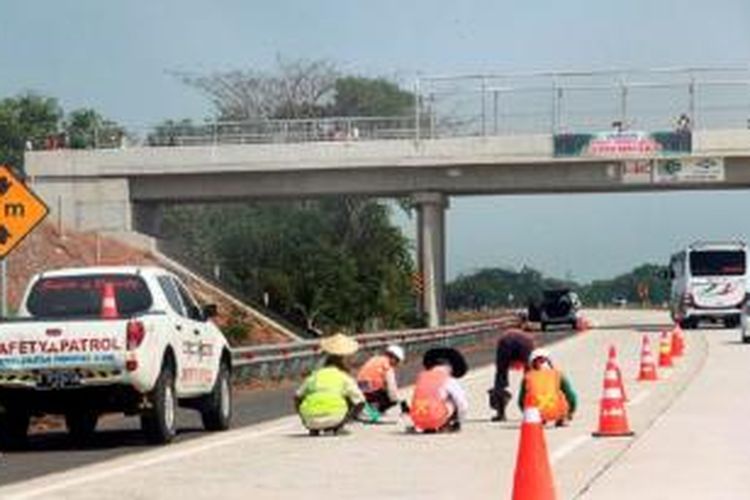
6,224,290,345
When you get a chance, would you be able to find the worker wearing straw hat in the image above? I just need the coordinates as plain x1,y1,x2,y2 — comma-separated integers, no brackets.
294,333,366,436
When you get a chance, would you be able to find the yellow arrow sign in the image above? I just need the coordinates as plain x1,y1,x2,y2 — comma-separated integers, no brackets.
0,165,49,259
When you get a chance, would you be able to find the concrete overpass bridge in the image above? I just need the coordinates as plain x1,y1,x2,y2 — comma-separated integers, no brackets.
23,67,750,327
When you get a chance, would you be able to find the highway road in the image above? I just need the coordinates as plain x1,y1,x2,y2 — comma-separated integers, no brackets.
0,320,572,488
0,309,724,499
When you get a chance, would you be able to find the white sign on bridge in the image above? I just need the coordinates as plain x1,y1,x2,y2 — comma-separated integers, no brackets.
621,157,725,185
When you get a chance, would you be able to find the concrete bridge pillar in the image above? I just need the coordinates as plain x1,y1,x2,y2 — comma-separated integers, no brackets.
131,202,163,237
414,192,449,327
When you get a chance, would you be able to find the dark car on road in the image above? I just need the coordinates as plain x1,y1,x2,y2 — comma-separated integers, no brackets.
528,289,580,331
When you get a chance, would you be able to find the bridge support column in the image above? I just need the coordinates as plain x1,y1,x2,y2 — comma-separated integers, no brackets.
131,202,163,237
414,192,448,328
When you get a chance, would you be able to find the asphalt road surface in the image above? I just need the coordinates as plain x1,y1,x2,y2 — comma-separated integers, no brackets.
0,309,692,499
0,321,574,487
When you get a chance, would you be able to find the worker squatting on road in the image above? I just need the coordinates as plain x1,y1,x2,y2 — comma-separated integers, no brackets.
409,347,469,433
294,333,366,436
489,329,535,421
518,348,578,426
356,345,409,420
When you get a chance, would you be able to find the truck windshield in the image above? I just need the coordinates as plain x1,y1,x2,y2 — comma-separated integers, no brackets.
26,274,152,318
689,251,746,277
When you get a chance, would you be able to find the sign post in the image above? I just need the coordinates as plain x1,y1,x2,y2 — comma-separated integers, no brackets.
0,165,50,316
1,259,6,317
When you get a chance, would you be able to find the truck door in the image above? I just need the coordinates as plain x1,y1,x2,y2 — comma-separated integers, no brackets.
173,279,215,393
157,276,202,395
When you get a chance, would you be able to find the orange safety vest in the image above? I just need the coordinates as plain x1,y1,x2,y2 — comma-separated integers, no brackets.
410,368,451,431
523,369,569,423
356,355,392,393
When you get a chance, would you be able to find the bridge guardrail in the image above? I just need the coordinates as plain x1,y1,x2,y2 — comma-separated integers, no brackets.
230,315,519,382
31,66,750,151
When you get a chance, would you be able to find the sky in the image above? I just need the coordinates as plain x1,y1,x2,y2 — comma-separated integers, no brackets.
2,0,750,281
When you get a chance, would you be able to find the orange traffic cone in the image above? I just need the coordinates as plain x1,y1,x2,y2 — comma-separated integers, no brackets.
511,407,557,500
637,335,659,381
607,345,628,401
575,316,590,333
658,331,673,368
593,350,634,437
100,282,119,319
670,324,685,357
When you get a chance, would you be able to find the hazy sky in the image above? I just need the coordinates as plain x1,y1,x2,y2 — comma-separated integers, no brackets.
2,0,750,281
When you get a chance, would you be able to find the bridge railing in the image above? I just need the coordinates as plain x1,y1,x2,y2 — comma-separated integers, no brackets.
230,315,519,382
36,67,750,150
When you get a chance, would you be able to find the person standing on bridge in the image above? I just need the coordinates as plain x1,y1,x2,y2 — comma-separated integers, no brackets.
294,333,366,436
356,344,408,418
409,347,469,433
490,329,535,421
518,349,577,426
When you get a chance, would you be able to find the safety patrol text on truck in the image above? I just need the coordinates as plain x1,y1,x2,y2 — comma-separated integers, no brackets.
0,266,233,448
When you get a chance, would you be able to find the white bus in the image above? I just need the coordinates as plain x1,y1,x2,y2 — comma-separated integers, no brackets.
668,241,747,329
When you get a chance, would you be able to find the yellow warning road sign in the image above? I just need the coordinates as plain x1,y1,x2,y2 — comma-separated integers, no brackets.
0,165,49,259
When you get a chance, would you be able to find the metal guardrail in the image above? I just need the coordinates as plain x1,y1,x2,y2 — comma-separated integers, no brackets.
230,315,519,382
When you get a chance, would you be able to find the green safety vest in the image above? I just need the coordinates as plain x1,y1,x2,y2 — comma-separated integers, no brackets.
299,366,351,423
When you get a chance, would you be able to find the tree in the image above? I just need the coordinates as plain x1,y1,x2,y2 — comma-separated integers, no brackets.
161,198,415,333
0,92,62,173
578,264,668,306
330,77,414,117
64,108,126,149
175,57,338,120
147,118,198,146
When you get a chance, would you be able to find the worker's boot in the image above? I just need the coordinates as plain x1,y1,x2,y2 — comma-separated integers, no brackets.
399,401,410,414
491,389,512,422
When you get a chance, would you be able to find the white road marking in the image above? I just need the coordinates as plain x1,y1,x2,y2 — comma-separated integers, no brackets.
5,335,585,498
550,434,590,464
628,390,651,407
3,421,297,500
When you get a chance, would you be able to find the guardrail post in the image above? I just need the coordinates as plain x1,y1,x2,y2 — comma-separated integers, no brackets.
619,77,628,127
414,77,421,144
493,90,499,135
481,77,487,137
688,77,696,128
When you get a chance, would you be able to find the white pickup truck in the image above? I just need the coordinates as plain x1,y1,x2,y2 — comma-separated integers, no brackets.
0,266,233,447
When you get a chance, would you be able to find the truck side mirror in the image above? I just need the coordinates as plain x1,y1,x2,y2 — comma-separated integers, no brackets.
201,304,218,320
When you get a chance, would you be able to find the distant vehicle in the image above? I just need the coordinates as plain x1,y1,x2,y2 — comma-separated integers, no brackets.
667,241,747,329
612,297,628,308
0,266,233,448
529,289,580,331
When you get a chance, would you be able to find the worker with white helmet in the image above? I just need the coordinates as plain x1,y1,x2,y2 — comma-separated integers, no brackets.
517,348,578,426
357,344,408,417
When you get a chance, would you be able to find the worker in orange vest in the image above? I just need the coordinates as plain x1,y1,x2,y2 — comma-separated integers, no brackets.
409,347,469,433
357,345,407,415
518,349,577,426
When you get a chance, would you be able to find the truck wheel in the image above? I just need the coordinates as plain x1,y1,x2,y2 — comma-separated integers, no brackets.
199,363,232,431
0,411,30,450
65,411,98,444
141,363,177,444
